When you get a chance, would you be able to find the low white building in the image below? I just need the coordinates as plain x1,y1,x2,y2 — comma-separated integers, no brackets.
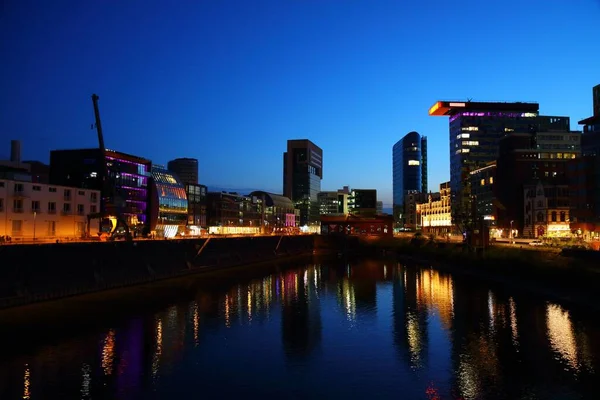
0,178,101,241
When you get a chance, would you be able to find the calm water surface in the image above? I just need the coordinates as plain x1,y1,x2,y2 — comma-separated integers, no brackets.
1,259,599,399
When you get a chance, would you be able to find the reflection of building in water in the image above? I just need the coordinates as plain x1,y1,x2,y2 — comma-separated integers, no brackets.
115,318,145,399
392,266,429,370
337,278,357,322
281,268,322,359
414,268,454,330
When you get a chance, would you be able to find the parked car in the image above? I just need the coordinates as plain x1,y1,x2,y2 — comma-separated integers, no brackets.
529,239,544,246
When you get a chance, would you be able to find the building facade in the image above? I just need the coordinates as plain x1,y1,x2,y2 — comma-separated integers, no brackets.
283,139,323,227
416,182,452,235
206,192,262,234
469,162,497,221
50,148,151,231
523,181,570,238
429,100,568,228
0,178,100,241
186,183,207,233
167,158,198,186
318,191,348,216
392,132,427,224
249,191,299,233
320,214,394,237
496,130,580,235
347,189,377,216
403,191,428,230
149,165,188,238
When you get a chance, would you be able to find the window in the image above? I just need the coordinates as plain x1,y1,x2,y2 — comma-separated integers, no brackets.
47,221,56,236
551,211,557,222
13,199,23,212
78,190,85,196
90,205,97,213
0,182,4,187
31,200,41,212
33,185,41,191
537,212,545,223
0,199,3,211
408,160,420,166
91,192,98,203
49,187,57,193
77,204,85,215
12,220,22,235
63,203,71,213
14,183,24,193
48,202,56,213
489,177,493,184
64,189,71,200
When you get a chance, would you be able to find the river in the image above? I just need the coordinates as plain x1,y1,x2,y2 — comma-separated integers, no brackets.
1,258,599,399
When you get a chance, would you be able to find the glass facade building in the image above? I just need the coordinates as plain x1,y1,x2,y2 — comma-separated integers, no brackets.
149,165,188,238
49,148,151,230
283,139,323,226
167,158,198,185
392,132,427,224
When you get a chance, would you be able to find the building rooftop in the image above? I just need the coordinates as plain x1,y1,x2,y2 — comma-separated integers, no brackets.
428,101,539,116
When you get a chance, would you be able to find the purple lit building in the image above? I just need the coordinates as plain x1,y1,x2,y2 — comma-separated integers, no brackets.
50,148,152,230
429,100,569,227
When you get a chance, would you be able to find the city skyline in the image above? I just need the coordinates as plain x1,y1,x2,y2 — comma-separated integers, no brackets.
1,1,600,208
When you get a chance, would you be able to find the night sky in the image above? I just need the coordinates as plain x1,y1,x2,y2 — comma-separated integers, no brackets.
1,0,599,208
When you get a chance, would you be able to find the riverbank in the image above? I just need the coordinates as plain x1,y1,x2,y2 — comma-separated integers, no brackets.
359,236,600,310
0,235,322,310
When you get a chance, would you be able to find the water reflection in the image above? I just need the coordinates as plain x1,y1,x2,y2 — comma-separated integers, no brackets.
1,260,599,399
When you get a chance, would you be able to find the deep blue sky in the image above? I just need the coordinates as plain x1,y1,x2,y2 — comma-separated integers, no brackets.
1,0,599,208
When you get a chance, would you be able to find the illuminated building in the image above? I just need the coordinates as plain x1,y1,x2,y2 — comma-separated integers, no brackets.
249,191,299,233
428,100,568,226
167,157,198,185
469,162,497,225
50,148,151,229
206,191,262,234
393,132,428,225
347,188,377,216
0,178,100,240
185,183,207,232
403,192,429,230
283,139,323,227
416,182,452,235
149,165,188,238
318,191,348,216
496,130,581,236
523,181,571,238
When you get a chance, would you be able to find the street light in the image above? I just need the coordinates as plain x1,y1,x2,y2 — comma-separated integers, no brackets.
510,220,514,244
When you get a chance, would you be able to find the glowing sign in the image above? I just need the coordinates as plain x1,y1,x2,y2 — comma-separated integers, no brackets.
449,102,466,107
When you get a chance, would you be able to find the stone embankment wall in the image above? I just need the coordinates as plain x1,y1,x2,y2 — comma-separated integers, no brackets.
0,235,317,309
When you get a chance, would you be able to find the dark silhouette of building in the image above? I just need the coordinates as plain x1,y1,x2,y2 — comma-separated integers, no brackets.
347,188,377,216
50,148,151,229
393,132,427,226
186,183,207,229
429,100,569,229
206,192,262,233
149,165,188,238
167,158,198,186
283,139,323,227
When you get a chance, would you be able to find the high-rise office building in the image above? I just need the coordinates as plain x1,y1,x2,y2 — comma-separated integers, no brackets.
429,100,569,226
283,139,323,226
167,158,198,186
392,131,427,224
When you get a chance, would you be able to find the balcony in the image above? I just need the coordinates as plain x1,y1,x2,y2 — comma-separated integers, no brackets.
12,189,28,197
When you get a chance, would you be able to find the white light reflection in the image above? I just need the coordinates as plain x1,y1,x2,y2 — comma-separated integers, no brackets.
508,297,519,350
101,329,116,376
546,303,579,371
342,278,356,323
224,294,231,328
23,364,31,400
193,302,199,346
406,312,423,369
81,363,91,398
457,354,479,400
487,291,495,334
383,264,387,280
247,288,252,323
304,269,308,289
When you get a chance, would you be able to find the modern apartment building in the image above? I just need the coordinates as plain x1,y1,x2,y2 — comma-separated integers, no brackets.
167,158,198,186
283,139,323,226
149,165,188,238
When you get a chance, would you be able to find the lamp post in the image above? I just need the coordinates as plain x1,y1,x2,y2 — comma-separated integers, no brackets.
510,220,514,244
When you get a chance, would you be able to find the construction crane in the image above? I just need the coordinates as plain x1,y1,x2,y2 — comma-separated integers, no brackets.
87,94,132,241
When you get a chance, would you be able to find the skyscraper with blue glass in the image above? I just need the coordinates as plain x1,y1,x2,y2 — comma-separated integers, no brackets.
392,132,427,224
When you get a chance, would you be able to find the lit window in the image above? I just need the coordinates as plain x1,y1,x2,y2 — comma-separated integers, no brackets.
462,141,479,146
461,127,479,131
408,160,420,166
480,179,485,186
489,177,493,184
457,133,470,139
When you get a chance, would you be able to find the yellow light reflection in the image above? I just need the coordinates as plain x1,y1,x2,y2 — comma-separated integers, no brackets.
546,303,579,371
152,319,163,379
193,302,199,346
414,269,454,330
224,294,231,328
509,297,519,349
342,278,356,323
247,288,252,323
406,312,423,368
23,364,31,400
457,355,479,400
101,329,116,376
